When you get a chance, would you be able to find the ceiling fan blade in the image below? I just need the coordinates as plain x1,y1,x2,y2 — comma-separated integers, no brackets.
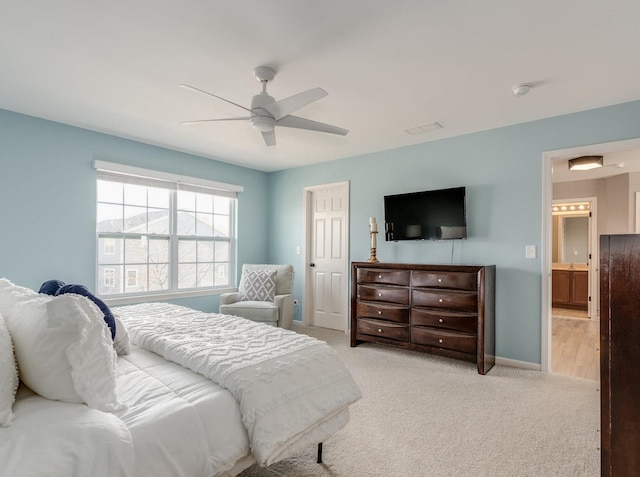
178,84,252,114
276,115,349,136
261,87,328,120
261,130,276,146
181,117,251,125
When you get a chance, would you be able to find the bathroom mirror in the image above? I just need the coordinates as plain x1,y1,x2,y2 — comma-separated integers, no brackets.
560,216,589,264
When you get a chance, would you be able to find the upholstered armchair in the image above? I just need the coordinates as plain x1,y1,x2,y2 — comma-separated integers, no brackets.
219,264,295,329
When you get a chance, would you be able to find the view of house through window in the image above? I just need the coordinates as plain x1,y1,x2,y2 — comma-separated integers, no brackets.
96,169,237,297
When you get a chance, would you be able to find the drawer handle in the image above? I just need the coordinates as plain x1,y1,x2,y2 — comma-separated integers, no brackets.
378,311,382,314
378,328,383,333
438,318,444,323
378,275,383,278
438,278,442,283
438,339,443,344
438,298,443,303
378,293,382,297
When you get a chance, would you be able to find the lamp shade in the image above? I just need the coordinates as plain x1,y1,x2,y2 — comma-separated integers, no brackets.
568,155,603,171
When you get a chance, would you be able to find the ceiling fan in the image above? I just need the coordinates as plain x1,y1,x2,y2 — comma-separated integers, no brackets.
179,66,349,146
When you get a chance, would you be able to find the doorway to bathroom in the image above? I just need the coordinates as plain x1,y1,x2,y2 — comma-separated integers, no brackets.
551,198,598,380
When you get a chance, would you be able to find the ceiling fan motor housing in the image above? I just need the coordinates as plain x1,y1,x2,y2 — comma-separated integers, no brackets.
250,92,276,132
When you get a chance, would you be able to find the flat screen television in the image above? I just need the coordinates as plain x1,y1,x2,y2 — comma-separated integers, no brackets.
384,186,467,241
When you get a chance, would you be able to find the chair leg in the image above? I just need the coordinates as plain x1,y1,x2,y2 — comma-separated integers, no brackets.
317,442,323,464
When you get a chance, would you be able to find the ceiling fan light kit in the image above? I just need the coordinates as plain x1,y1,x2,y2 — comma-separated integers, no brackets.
180,65,349,146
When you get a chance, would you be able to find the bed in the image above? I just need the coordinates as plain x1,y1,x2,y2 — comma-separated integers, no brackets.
0,279,362,477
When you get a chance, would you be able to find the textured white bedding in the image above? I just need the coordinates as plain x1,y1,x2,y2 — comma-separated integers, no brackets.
117,302,362,466
1,302,361,476
0,386,134,477
117,347,253,477
0,347,254,477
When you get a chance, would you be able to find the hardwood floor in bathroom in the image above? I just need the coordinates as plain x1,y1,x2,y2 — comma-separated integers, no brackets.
552,308,600,381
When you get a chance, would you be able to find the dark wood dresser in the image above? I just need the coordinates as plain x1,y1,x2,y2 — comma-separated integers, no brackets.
600,235,640,476
350,262,496,375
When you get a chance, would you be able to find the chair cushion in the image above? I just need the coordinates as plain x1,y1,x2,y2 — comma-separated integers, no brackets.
239,270,277,302
219,301,279,324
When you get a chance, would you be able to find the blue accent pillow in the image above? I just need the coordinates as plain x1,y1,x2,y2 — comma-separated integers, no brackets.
38,279,66,296
38,280,116,340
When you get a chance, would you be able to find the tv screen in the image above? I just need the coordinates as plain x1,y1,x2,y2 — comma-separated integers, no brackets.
384,187,467,241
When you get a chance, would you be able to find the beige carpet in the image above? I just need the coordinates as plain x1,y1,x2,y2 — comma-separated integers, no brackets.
238,325,600,477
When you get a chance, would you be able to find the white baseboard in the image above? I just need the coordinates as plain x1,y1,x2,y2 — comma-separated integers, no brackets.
495,356,541,371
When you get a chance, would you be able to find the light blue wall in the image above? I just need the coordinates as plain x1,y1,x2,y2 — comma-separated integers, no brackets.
4,101,640,364
268,100,640,364
0,109,269,312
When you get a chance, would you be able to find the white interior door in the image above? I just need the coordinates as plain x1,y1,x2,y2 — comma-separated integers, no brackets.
304,182,349,331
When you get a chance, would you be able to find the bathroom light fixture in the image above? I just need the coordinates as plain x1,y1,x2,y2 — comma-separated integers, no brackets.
568,155,603,171
552,202,590,214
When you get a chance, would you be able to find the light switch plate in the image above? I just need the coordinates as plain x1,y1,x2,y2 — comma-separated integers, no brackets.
525,245,536,259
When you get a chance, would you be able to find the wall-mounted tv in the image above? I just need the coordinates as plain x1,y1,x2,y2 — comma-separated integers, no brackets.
384,186,467,241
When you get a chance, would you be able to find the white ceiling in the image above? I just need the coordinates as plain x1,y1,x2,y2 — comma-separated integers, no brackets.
2,1,640,172
552,148,640,183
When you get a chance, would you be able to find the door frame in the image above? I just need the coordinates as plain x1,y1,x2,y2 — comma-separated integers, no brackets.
301,181,350,330
541,137,640,373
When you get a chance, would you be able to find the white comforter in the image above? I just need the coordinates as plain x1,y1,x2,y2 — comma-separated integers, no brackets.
117,302,362,466
0,386,134,477
1,347,254,477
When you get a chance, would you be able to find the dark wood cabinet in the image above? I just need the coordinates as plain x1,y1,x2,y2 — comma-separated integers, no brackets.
600,235,640,476
350,262,495,375
552,269,588,310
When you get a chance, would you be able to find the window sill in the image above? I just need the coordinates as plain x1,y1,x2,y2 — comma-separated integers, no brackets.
102,287,237,307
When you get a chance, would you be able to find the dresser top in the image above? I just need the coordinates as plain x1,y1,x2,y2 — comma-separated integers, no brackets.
352,262,494,273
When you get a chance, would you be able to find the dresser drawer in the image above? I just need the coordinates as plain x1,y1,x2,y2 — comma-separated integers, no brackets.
357,302,410,324
411,327,476,354
411,308,477,334
357,318,410,342
357,268,410,286
358,285,410,305
412,289,477,312
411,271,477,291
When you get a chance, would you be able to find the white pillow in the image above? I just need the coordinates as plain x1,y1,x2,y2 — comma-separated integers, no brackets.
113,313,130,356
0,312,19,427
239,269,277,302
4,292,124,412
0,278,40,318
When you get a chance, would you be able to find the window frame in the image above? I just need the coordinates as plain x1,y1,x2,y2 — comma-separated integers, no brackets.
94,160,242,305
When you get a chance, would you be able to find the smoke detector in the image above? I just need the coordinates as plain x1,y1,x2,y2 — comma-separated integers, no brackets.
512,83,531,96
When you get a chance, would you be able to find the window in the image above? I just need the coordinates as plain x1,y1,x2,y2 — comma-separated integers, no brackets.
126,269,138,288
104,238,116,255
103,268,115,288
95,161,241,297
